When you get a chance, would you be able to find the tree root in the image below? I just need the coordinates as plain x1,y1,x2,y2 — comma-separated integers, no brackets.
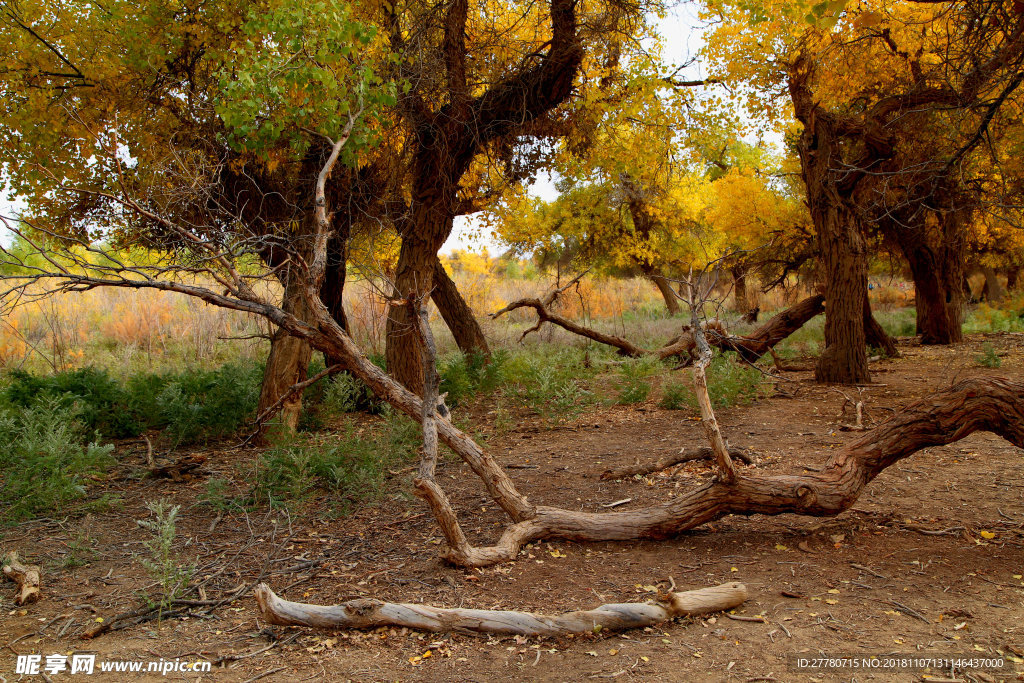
254,581,747,636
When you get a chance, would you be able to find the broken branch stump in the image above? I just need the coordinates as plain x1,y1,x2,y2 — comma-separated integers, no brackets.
3,551,41,605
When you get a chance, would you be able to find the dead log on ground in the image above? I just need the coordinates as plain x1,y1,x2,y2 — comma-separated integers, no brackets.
254,581,747,636
3,551,41,605
492,284,824,364
600,447,755,480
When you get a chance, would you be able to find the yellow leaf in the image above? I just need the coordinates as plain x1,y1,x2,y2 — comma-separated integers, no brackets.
730,567,738,572
775,544,788,551
825,599,838,605
827,589,840,594
979,530,995,539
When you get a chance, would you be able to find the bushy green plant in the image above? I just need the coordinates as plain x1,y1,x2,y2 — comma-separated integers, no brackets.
974,342,1002,368
3,367,142,438
0,399,115,524
439,350,509,406
656,353,763,411
615,357,659,404
659,378,690,410
254,412,420,512
965,296,1024,334
137,500,194,621
128,362,262,447
502,348,597,422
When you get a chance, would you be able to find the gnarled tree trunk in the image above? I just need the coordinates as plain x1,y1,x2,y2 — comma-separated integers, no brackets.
649,270,682,315
432,257,490,358
980,265,1004,303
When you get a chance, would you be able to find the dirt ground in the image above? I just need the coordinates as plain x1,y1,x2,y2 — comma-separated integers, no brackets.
2,332,1023,682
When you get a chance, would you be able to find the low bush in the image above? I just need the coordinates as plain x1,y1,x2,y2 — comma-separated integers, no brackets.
0,399,115,524
657,353,763,411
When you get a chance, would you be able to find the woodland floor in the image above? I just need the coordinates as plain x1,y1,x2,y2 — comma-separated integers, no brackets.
2,332,1024,682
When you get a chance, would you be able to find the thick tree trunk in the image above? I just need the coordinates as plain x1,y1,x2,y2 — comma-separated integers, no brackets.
257,277,314,436
386,231,445,395
649,271,681,315
863,291,898,356
814,209,871,383
431,257,490,358
790,64,871,384
980,265,1004,302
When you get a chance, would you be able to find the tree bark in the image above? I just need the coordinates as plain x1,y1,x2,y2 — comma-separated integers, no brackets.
1006,266,1020,291
790,62,872,385
319,231,351,368
649,271,682,315
431,257,490,358
257,276,314,437
980,265,1004,302
731,265,750,314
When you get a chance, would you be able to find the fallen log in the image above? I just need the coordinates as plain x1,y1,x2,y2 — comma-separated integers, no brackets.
492,287,825,364
3,551,41,605
600,447,755,480
254,581,747,636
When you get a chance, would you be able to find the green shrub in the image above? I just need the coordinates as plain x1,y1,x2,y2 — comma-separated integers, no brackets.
656,353,763,411
0,399,115,524
3,367,142,438
502,348,597,422
974,342,1002,368
615,357,659,404
439,350,509,406
254,412,419,512
659,379,690,410
128,362,262,447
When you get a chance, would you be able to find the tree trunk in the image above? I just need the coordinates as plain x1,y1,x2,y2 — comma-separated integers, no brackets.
813,208,871,383
980,265,1004,302
863,291,898,356
1007,266,1020,291
431,257,490,358
319,231,350,367
257,276,314,437
790,63,871,385
649,271,681,315
731,265,750,314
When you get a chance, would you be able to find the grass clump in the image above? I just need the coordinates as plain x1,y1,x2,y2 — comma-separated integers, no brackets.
0,399,115,525
656,353,763,411
616,357,660,404
439,350,509,406
2,367,142,438
502,347,598,422
254,411,420,512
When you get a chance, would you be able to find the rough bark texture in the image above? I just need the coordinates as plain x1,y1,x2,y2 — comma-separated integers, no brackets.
254,582,747,636
431,257,490,358
721,295,826,363
732,265,750,314
790,61,873,384
256,276,314,437
650,271,682,315
980,265,1005,302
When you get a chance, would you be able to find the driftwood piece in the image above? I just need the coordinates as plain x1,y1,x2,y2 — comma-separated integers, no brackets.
3,551,41,605
600,447,755,480
254,581,747,636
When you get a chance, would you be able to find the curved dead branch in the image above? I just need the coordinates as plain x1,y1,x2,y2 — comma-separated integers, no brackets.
492,284,825,364
254,581,747,636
